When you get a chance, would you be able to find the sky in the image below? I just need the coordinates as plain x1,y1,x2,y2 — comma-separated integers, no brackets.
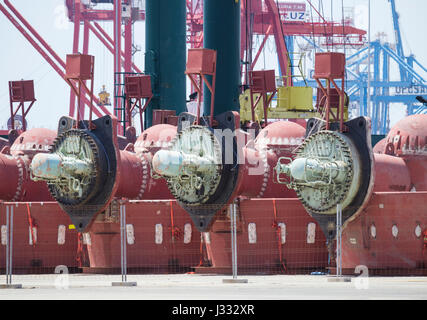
0,0,427,132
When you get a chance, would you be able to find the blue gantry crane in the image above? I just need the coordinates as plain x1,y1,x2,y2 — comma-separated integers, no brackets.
294,0,427,135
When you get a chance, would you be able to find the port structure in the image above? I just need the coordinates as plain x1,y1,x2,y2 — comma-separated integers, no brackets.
0,0,146,134
0,0,366,132
312,52,347,132
122,73,153,133
8,80,36,133
191,0,427,135
247,70,277,126
187,0,366,87
185,48,217,127
65,0,144,128
293,0,427,135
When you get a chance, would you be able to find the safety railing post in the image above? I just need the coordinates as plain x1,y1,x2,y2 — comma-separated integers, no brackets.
223,201,247,284
327,204,351,282
121,203,125,282
337,203,342,277
112,201,136,287
1,205,22,289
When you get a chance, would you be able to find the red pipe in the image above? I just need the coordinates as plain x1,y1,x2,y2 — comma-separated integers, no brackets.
124,18,133,73
235,121,306,199
116,124,178,200
0,128,57,202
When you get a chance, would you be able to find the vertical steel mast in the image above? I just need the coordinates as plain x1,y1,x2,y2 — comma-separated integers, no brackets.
145,0,187,128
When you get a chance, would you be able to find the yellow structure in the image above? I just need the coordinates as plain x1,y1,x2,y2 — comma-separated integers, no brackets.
239,85,349,123
239,86,320,123
276,86,313,111
239,50,348,123
239,89,264,122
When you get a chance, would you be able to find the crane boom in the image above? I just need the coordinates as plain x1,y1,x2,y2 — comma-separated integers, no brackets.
389,0,407,80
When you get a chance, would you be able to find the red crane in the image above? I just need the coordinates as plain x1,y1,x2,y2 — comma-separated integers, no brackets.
0,1,111,125
186,0,366,86
0,0,366,131
0,0,146,134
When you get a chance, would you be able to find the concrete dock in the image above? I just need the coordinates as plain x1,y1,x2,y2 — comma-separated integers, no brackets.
0,274,426,300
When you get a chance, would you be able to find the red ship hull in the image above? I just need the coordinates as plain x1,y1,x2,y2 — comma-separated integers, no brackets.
2,194,425,276
197,198,329,274
339,191,427,275
0,201,203,274
0,202,80,274
82,200,203,274
0,199,330,275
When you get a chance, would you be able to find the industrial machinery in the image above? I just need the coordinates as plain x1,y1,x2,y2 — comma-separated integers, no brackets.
272,51,408,240
151,114,332,273
0,127,86,273
26,0,326,273
0,129,56,202
275,113,427,234
274,112,427,273
28,115,206,272
150,0,311,233
265,46,427,274
380,114,427,191
29,115,176,232
274,116,374,237
23,0,200,273
152,113,306,231
28,0,186,232
29,111,306,234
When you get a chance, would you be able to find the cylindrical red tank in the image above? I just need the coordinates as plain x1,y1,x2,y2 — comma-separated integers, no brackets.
384,114,427,191
235,121,306,198
338,114,427,274
0,128,81,273
65,123,200,272
385,114,427,156
373,153,411,192
150,118,307,231
115,123,177,200
373,137,386,154
1,128,56,201
197,121,321,274
288,118,307,129
134,123,177,154
29,116,182,232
